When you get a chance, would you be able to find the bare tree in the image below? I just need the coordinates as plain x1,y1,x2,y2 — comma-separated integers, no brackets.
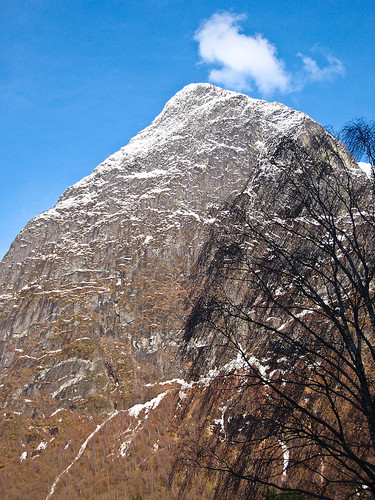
340,119,375,167
182,133,375,499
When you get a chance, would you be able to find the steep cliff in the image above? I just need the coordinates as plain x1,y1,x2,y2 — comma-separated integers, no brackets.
0,83,320,410
0,83,370,499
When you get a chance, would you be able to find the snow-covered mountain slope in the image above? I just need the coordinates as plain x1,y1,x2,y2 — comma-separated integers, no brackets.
1,83,313,283
0,84,321,393
0,83,362,499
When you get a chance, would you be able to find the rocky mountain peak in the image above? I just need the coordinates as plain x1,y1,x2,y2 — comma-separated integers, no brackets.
0,84,333,384
0,84,313,289
0,84,361,499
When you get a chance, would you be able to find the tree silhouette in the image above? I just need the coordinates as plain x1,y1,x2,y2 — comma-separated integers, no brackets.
183,132,375,499
340,119,375,166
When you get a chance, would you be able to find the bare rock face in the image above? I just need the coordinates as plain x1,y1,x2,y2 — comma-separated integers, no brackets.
1,84,361,499
0,83,320,411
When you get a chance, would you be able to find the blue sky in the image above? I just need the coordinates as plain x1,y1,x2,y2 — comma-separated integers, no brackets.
1,0,374,259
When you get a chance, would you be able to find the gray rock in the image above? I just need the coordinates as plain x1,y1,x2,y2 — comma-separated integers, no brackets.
0,83,341,408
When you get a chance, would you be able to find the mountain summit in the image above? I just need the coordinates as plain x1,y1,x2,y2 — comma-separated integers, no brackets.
0,83,315,390
0,84,365,499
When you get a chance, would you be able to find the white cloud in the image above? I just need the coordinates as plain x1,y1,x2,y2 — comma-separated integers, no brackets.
195,12,344,95
298,51,345,83
194,12,290,95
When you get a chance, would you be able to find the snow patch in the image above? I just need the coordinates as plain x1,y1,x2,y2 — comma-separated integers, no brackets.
214,406,227,437
358,162,373,178
50,408,64,417
119,438,133,457
128,391,169,419
279,440,290,476
124,169,167,180
36,441,47,451
46,411,119,499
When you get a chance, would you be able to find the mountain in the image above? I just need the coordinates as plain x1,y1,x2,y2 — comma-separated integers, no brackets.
0,84,371,499
0,83,317,407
